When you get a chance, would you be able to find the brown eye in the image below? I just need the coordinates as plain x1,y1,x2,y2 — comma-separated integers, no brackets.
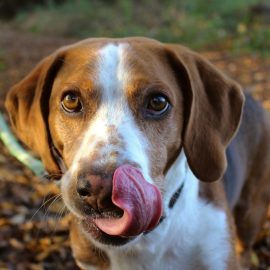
147,95,169,113
144,94,171,119
61,92,82,113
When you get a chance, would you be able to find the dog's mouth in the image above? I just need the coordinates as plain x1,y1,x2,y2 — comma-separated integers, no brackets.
79,165,163,244
81,210,133,246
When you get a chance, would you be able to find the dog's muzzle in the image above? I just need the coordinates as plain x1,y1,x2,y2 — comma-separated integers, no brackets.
78,164,163,237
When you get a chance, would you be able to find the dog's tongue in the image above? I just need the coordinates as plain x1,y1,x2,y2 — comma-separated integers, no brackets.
93,165,162,237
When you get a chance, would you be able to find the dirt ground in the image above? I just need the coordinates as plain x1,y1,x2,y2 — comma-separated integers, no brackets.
0,25,270,269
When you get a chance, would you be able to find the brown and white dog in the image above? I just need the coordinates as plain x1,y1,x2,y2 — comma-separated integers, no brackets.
5,37,270,270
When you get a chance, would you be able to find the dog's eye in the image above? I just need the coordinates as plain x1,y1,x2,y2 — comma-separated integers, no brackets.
61,92,82,113
148,96,168,111
146,95,170,116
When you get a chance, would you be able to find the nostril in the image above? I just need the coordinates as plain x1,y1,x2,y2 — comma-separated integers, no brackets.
77,178,92,197
76,173,115,213
77,187,91,197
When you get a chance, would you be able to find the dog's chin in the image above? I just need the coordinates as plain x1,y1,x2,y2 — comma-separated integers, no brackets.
80,217,136,246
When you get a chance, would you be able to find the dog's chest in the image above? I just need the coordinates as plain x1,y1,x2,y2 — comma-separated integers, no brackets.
106,171,230,270
108,245,204,270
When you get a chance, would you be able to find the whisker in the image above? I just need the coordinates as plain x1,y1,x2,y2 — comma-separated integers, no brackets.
43,194,62,222
50,204,68,237
29,194,61,222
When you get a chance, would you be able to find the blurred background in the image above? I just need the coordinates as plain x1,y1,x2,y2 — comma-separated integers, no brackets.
0,0,269,269
1,0,270,53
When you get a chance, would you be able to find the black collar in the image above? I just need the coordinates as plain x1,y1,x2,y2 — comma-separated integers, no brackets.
144,181,185,234
168,182,185,209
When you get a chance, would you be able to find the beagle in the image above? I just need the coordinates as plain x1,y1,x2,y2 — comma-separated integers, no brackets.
5,37,270,270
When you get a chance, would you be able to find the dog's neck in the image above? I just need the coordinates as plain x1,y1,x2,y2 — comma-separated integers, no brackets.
100,152,231,270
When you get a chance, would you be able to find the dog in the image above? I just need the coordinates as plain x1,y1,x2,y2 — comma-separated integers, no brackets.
5,37,270,270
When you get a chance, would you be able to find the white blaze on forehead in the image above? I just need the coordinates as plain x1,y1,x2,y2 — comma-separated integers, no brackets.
68,43,151,183
96,43,128,126
98,43,128,100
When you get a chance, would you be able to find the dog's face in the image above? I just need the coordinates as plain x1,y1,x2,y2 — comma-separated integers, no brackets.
5,38,244,246
49,41,183,245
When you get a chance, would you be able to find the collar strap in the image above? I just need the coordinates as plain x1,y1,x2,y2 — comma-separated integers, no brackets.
143,181,185,235
168,182,185,208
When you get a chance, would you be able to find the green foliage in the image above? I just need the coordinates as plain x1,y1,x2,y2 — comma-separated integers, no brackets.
0,49,7,71
12,0,270,55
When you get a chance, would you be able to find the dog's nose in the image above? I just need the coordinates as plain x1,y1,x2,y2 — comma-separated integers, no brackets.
76,174,113,212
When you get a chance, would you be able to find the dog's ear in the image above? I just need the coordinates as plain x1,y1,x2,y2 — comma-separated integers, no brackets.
5,52,65,177
166,45,244,182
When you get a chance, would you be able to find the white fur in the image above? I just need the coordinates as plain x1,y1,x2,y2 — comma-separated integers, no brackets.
61,43,231,270
101,152,230,270
77,153,231,270
61,43,152,217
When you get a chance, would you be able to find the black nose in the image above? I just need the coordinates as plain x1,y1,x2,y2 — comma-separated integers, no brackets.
77,177,92,197
76,173,113,212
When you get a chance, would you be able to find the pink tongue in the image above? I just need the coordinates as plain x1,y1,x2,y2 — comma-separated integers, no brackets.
93,165,162,237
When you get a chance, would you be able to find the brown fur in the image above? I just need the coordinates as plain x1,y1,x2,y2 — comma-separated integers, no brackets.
70,216,110,269
5,37,270,269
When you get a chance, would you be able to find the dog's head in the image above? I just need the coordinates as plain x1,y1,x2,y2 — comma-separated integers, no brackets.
5,38,244,246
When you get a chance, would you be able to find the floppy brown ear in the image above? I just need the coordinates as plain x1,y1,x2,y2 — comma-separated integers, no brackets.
166,45,244,182
5,52,65,176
